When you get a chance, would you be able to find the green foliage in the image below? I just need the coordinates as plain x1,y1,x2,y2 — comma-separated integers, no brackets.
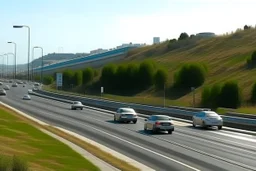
178,32,189,41
43,76,54,85
115,65,128,89
100,64,117,90
73,70,83,86
219,81,241,108
83,67,94,85
138,60,156,88
154,68,168,89
126,63,140,89
201,84,222,109
246,51,256,68
63,69,74,87
33,75,40,82
0,155,29,171
174,63,207,89
201,86,211,107
250,82,256,103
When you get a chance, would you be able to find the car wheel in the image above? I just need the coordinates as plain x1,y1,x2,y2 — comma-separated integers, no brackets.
168,130,173,134
202,121,206,128
114,116,116,122
192,120,196,127
218,126,222,130
81,108,83,110
144,125,147,131
133,120,137,124
152,127,157,134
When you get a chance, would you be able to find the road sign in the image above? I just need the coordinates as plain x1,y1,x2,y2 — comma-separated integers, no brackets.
56,73,63,87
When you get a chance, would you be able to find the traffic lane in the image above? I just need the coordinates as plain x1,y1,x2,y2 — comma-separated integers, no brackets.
4,88,256,170
8,91,256,165
1,96,236,171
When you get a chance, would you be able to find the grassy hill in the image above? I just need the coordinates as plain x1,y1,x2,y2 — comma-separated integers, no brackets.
46,28,256,113
115,29,256,107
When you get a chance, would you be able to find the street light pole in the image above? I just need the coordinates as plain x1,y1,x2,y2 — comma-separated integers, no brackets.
13,25,30,82
0,55,4,79
7,42,17,80
34,46,44,84
6,53,15,80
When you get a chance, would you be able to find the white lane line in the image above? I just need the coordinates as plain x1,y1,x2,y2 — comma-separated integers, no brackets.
66,121,201,171
211,131,256,143
176,128,256,150
221,130,255,138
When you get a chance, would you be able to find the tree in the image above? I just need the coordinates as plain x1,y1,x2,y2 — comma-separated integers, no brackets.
250,82,256,104
43,76,54,85
174,63,207,89
63,69,74,88
126,63,139,89
201,86,211,107
115,65,128,90
138,60,156,88
244,25,250,30
219,81,241,108
100,64,117,89
178,32,189,41
83,67,94,85
154,68,168,89
209,84,222,109
190,34,195,38
73,70,83,86
247,50,256,68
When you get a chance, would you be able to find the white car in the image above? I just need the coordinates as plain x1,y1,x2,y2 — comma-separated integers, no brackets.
0,82,2,85
114,107,138,124
192,111,223,129
28,89,33,94
12,83,18,87
0,89,6,95
3,85,10,90
144,115,174,134
23,94,31,100
71,101,84,110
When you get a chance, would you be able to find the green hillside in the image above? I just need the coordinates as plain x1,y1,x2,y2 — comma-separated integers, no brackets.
45,28,256,113
119,29,256,106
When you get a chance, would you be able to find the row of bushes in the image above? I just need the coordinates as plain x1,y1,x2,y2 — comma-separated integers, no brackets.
201,81,256,109
100,60,168,92
0,155,29,171
62,67,97,88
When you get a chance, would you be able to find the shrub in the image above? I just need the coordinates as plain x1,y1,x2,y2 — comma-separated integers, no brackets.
154,68,168,89
63,69,74,88
12,155,29,171
174,63,207,89
201,86,211,107
250,82,256,103
126,63,139,89
43,76,54,85
219,81,241,108
210,84,222,109
73,70,83,86
247,51,256,68
83,67,94,85
138,60,156,88
115,65,128,89
100,64,117,89
178,32,189,41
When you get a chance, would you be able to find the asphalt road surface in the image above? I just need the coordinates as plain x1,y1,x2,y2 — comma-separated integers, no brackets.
1,84,256,171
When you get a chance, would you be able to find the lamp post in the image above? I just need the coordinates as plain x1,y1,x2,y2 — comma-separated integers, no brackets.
13,25,30,82
0,55,4,78
7,42,17,80
34,46,43,84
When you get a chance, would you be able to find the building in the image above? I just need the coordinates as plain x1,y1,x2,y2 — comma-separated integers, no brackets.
90,48,108,55
153,37,160,44
196,32,216,38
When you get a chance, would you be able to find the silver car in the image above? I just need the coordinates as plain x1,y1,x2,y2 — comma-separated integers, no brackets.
0,89,6,95
192,111,223,129
114,108,138,124
71,101,84,110
23,94,31,100
144,115,174,134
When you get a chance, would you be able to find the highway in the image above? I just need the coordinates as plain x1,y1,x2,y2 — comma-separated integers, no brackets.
1,84,256,171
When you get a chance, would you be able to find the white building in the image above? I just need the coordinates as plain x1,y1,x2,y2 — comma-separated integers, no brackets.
153,37,160,44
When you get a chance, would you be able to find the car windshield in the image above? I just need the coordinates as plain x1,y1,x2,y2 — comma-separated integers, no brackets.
74,102,81,104
156,116,170,120
121,108,135,113
206,112,219,117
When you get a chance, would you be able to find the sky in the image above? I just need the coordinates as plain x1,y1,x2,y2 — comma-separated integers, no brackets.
0,0,256,65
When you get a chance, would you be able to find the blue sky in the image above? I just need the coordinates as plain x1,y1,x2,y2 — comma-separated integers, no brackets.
0,0,255,64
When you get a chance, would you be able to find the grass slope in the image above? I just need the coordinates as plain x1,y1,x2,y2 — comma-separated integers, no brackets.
0,106,99,171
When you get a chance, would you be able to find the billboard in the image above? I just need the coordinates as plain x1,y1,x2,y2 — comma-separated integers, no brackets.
56,73,63,87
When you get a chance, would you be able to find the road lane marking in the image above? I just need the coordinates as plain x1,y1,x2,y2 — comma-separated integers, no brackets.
211,131,256,143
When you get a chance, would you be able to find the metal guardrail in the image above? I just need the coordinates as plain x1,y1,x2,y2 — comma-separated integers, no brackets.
35,90,256,131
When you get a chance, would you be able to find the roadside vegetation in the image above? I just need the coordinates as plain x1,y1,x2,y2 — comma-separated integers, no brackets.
0,106,99,171
43,25,256,114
